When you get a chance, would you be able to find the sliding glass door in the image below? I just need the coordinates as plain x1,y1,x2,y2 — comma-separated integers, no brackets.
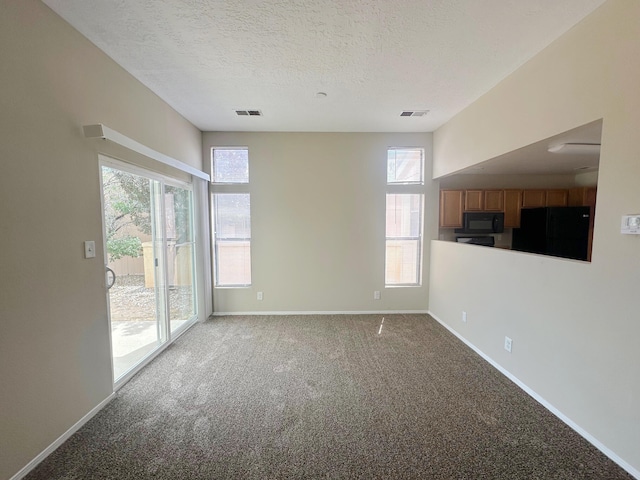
165,184,197,334
100,158,197,384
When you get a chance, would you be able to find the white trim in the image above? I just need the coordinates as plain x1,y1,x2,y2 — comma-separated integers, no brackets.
84,124,210,181
427,310,640,480
10,393,116,480
211,310,429,316
97,161,116,384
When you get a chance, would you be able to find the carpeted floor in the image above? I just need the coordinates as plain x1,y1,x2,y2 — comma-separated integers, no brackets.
26,314,633,479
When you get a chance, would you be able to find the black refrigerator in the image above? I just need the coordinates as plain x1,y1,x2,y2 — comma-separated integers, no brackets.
512,207,590,261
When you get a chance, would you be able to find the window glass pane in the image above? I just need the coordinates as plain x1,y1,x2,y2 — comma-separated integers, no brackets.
385,240,419,285
214,194,251,239
216,240,251,286
385,193,422,285
387,148,423,184
386,194,421,238
213,193,251,286
213,148,249,183
165,185,196,332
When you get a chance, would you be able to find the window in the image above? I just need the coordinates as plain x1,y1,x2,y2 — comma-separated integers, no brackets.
213,193,251,286
213,148,248,184
385,148,424,286
387,148,423,184
211,148,251,286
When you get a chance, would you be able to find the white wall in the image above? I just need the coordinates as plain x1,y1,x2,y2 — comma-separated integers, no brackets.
0,2,202,479
430,0,640,475
203,132,437,313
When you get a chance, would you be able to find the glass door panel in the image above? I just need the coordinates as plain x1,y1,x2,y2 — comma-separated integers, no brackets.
165,184,197,333
101,164,166,381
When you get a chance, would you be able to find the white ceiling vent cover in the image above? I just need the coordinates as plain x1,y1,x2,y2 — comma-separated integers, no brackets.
235,109,263,116
400,110,429,117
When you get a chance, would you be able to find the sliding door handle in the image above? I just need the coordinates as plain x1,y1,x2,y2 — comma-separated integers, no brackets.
106,267,116,290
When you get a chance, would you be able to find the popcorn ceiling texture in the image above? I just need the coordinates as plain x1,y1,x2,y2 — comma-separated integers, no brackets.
43,0,606,132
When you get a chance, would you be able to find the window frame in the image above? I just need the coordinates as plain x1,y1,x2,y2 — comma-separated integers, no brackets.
210,147,252,288
211,147,249,185
385,147,425,287
385,193,424,287
387,147,425,186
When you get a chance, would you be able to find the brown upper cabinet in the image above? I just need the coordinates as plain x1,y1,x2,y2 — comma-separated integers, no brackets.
483,190,505,211
545,189,568,207
503,190,523,228
522,190,546,208
464,190,484,211
568,186,597,208
439,190,464,228
439,187,591,228
522,189,568,208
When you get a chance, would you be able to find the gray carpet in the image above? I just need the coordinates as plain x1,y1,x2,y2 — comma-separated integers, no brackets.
26,314,633,479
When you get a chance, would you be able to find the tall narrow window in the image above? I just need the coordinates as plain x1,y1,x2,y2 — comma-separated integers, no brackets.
211,148,251,286
385,148,424,286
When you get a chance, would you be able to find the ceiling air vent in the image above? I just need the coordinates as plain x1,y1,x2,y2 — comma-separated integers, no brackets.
235,109,263,116
400,110,429,117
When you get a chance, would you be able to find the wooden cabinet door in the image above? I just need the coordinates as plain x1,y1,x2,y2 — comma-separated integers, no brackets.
546,189,568,206
439,190,463,227
465,190,483,211
568,187,583,206
585,187,597,209
522,190,546,208
568,187,597,207
483,190,504,211
504,190,522,228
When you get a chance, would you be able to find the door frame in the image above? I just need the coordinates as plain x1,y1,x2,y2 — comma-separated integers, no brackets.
98,155,200,389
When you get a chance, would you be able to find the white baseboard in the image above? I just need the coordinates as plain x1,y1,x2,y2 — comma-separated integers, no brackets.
10,393,116,480
211,310,429,316
427,310,640,480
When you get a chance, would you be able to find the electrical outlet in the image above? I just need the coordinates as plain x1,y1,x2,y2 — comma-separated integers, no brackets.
504,336,512,353
374,291,381,300
257,292,263,301
462,311,467,323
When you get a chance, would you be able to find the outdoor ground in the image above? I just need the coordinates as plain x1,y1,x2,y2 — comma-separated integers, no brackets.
108,275,195,379
108,274,195,323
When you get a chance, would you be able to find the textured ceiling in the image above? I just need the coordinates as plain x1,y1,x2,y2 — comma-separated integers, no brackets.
455,120,603,176
43,0,606,133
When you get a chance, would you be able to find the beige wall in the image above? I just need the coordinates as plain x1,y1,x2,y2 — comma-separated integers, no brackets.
430,0,640,474
0,2,202,479
204,132,437,313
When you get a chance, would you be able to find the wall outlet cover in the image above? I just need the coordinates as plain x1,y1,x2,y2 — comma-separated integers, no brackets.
504,336,513,353
84,240,96,259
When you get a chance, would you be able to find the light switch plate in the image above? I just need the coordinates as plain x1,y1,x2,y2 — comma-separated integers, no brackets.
621,215,640,234
84,240,96,258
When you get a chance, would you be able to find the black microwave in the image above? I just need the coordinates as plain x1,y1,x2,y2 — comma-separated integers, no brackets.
455,212,504,234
